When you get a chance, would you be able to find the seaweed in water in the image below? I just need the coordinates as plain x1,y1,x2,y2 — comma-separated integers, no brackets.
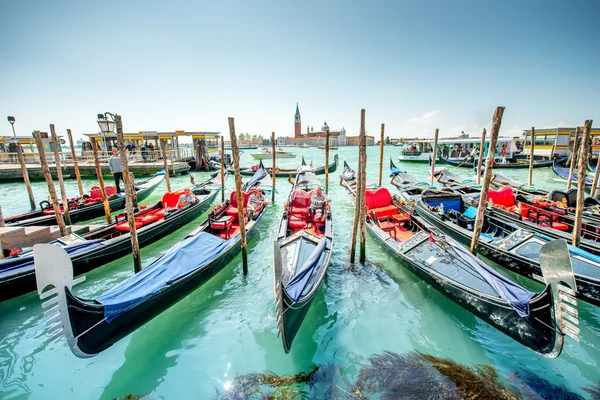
214,365,321,399
586,383,600,400
513,370,584,400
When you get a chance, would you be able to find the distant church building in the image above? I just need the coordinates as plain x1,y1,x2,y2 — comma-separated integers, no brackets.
278,103,372,146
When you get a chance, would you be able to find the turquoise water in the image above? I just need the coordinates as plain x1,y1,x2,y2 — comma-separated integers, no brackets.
0,146,599,399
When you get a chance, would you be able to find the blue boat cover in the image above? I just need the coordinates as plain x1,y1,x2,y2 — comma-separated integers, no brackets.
243,165,268,191
96,232,230,322
0,239,105,277
451,243,534,317
390,166,407,177
285,238,327,302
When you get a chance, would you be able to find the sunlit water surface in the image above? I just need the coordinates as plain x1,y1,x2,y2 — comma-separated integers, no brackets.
0,146,598,399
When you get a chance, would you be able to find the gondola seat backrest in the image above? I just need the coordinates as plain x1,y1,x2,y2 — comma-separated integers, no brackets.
365,188,397,219
422,191,462,213
161,190,186,209
90,186,103,200
290,190,312,217
105,186,117,197
225,189,254,222
115,220,143,231
486,186,515,207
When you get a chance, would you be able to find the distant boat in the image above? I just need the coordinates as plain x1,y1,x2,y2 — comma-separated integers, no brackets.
251,148,296,159
317,145,338,150
224,145,258,150
300,144,310,149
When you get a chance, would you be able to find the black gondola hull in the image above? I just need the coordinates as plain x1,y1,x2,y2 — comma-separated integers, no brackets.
415,202,600,308
65,205,267,355
439,155,561,169
5,175,164,227
0,190,217,302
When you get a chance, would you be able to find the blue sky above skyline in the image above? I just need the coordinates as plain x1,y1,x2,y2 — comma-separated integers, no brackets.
0,0,598,141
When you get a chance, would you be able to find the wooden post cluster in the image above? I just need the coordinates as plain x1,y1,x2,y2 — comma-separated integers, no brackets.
378,123,385,187
228,117,248,275
67,129,84,197
325,129,330,194
476,128,487,185
160,139,172,193
566,127,581,190
350,109,367,264
34,130,68,237
271,132,276,202
359,111,367,263
429,129,439,187
470,107,505,254
91,139,112,224
116,115,142,273
573,120,593,247
528,127,535,187
14,139,36,210
220,136,226,202
50,124,72,225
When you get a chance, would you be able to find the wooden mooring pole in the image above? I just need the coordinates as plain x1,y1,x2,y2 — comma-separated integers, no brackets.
8,118,36,210
160,139,171,193
50,124,71,225
573,120,593,247
359,110,368,263
271,132,276,202
34,130,68,237
566,127,580,191
470,107,505,254
91,138,112,224
350,110,366,265
476,128,486,185
590,130,600,197
220,136,226,202
228,117,248,275
378,123,385,187
527,127,535,187
0,204,4,227
67,129,84,197
116,115,142,273
325,128,330,194
429,129,439,187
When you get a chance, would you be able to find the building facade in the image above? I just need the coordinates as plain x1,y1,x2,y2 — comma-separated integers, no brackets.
277,103,373,146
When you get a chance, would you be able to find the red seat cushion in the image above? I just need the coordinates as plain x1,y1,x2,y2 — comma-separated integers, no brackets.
487,186,515,207
366,188,393,210
43,209,56,215
115,221,143,231
290,190,313,209
552,222,569,231
162,190,186,209
105,186,117,197
210,217,233,231
90,186,103,200
372,205,398,219
154,209,166,219
137,214,158,225
291,207,309,217
289,216,307,229
379,221,396,230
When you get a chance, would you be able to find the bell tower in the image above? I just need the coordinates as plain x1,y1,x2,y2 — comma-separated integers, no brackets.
294,103,301,138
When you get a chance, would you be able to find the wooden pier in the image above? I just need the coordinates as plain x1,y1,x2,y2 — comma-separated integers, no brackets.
0,161,190,181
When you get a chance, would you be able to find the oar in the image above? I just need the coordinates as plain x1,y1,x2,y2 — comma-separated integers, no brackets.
455,156,471,168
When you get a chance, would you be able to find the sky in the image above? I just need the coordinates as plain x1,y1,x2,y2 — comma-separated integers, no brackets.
0,0,598,142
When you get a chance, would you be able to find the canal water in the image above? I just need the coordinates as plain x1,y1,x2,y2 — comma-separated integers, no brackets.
0,146,598,399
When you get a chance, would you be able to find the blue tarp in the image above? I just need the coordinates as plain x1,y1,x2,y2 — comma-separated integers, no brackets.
243,165,268,191
451,243,534,317
96,232,230,322
285,238,327,302
0,239,105,277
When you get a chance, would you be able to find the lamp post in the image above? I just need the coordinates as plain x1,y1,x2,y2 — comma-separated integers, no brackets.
321,121,330,194
7,116,36,210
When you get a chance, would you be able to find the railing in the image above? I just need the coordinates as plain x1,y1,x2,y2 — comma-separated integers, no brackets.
0,147,196,165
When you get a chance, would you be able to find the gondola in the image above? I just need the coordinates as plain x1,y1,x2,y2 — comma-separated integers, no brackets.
5,172,165,227
34,170,269,357
274,164,333,353
466,187,600,257
439,154,561,169
339,165,579,357
587,158,598,173
415,189,600,307
230,154,338,177
0,172,225,302
388,159,429,204
552,158,593,186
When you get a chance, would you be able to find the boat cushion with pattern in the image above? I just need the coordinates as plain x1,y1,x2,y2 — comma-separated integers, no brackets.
486,186,515,207
162,190,186,209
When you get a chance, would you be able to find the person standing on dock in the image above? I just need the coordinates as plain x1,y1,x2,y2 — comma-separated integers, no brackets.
109,147,124,193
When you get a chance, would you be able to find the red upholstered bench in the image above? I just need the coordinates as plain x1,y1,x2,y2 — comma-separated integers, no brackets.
289,215,307,229
225,190,253,222
116,221,143,231
552,222,569,231
366,188,397,220
210,215,234,238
